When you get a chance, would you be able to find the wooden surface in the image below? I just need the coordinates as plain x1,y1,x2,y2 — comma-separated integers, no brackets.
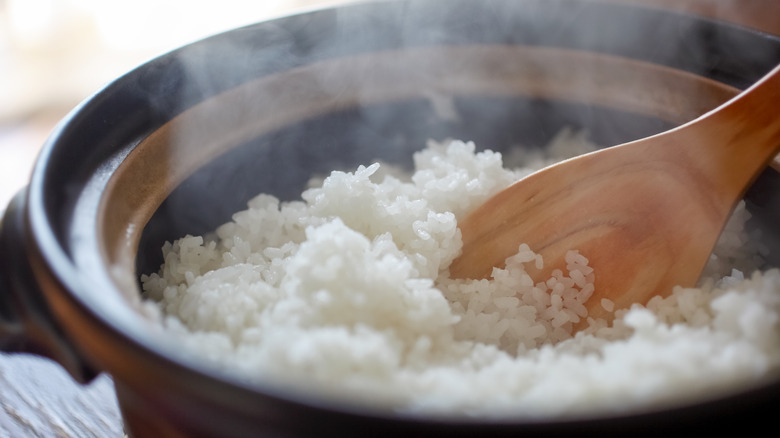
0,1,777,437
0,354,123,437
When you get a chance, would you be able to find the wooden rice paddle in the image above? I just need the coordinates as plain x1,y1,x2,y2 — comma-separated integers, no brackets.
450,64,780,325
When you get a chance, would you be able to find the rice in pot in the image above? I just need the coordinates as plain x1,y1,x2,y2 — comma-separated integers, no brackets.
140,130,780,418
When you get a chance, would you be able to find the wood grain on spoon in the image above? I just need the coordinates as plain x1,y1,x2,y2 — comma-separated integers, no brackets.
450,64,780,324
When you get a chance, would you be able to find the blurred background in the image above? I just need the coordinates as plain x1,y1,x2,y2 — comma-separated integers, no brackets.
0,0,778,209
0,0,343,208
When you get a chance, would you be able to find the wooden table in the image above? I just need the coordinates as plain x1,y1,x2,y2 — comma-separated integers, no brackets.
0,1,777,437
0,354,124,437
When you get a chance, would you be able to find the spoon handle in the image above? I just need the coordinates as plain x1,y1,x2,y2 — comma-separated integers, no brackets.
672,63,780,204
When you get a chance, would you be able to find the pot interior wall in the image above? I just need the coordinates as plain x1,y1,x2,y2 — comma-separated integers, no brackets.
135,95,780,278
135,97,672,275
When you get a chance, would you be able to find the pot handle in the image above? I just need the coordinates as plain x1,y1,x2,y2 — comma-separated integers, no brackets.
0,189,97,383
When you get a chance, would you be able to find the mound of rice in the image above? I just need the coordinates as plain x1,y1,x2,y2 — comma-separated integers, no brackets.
140,130,780,418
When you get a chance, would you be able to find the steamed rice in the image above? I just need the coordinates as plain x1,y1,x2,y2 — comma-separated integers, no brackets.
140,130,780,418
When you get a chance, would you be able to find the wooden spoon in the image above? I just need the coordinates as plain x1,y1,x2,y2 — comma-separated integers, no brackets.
449,64,780,325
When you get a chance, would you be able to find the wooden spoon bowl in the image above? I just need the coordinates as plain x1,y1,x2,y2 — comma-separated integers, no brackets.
450,64,780,324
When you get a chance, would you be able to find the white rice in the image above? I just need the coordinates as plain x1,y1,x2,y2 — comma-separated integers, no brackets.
140,130,780,419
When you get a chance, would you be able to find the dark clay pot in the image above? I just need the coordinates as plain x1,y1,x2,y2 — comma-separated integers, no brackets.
1,0,780,436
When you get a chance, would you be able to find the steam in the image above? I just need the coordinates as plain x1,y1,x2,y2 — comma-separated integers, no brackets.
135,0,780,277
